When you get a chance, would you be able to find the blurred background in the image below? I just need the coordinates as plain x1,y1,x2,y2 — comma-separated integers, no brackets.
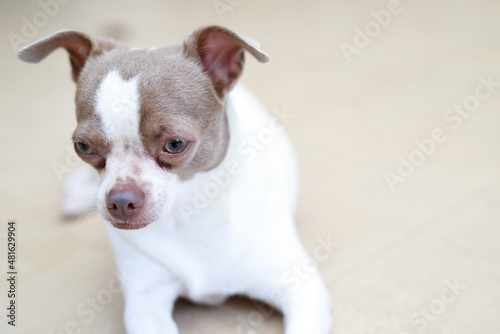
1,0,500,333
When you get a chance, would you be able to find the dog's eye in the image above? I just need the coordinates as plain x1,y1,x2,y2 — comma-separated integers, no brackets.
164,139,188,154
75,141,94,155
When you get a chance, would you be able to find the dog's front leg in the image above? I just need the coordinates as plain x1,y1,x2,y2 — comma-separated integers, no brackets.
122,275,180,334
59,163,99,218
279,270,332,334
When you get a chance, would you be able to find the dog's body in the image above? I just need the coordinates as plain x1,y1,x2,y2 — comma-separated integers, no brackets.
106,85,330,333
19,26,331,333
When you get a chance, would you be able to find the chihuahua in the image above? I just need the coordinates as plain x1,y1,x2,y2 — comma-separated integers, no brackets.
18,26,331,334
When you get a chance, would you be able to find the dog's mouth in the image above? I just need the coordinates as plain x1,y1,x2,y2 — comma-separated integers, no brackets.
98,202,159,230
108,218,153,230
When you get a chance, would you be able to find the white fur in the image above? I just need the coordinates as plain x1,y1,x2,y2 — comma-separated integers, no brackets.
95,70,141,145
64,82,332,333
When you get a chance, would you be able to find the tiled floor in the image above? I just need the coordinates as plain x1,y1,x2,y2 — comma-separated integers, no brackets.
1,0,500,333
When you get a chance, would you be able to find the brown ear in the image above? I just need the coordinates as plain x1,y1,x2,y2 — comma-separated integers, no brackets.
183,26,270,97
17,30,117,82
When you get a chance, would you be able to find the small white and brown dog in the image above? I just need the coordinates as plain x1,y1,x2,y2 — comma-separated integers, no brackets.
18,26,331,334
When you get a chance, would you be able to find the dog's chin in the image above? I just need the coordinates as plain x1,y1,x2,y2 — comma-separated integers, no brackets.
103,212,160,230
97,201,167,230
96,199,165,230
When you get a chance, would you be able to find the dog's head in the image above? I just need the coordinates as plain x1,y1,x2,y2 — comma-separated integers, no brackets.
18,26,269,230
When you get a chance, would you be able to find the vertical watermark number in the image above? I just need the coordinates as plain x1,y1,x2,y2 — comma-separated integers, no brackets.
6,220,17,327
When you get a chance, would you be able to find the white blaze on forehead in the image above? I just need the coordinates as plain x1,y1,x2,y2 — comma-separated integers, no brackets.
95,69,141,144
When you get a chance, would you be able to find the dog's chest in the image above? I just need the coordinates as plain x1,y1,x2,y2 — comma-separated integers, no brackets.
113,190,257,295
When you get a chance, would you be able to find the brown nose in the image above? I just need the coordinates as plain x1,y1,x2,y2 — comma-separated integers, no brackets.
106,184,145,220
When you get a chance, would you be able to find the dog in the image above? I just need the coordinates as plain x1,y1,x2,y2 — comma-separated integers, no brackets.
18,25,332,334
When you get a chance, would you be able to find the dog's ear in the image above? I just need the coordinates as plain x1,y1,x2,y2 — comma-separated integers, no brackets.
183,26,270,98
17,30,118,82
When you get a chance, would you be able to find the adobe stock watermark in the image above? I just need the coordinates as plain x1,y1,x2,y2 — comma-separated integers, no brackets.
107,106,297,258
7,0,72,52
339,0,411,64
399,277,466,334
176,107,296,222
48,269,133,334
213,0,243,21
334,277,465,334
385,74,499,192
236,235,341,334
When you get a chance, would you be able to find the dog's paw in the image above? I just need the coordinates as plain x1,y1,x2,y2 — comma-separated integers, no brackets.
59,165,99,218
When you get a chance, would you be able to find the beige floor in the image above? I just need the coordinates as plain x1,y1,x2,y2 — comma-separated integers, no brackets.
1,0,500,333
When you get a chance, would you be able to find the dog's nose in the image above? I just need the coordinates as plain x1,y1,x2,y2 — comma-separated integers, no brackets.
106,184,145,220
